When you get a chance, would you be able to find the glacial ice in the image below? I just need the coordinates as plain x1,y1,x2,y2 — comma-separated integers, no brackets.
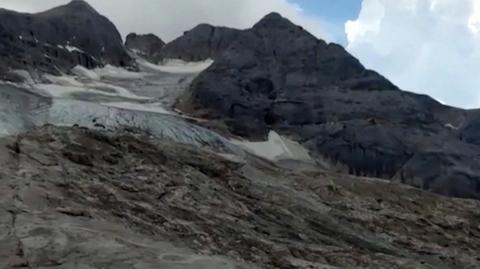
0,58,311,162
0,59,240,154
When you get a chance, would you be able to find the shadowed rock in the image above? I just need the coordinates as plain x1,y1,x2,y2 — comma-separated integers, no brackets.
159,23,242,61
179,12,480,199
125,33,165,62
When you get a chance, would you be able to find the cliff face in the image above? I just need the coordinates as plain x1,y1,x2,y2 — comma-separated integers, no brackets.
159,24,242,62
176,13,480,199
0,0,134,80
125,24,241,64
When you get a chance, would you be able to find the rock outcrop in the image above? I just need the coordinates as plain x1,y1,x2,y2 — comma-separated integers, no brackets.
0,0,134,79
1,125,480,268
179,13,480,199
159,24,242,61
125,33,165,62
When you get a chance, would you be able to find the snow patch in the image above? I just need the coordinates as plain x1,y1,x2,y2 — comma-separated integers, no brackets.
445,123,459,130
72,65,100,80
57,45,84,53
93,65,145,79
36,84,108,99
138,58,213,74
232,131,312,162
65,45,84,53
37,74,149,100
87,81,149,100
44,74,83,87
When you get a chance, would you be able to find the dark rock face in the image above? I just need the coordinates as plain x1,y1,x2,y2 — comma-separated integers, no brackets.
0,0,134,79
160,24,242,61
181,12,480,199
125,33,165,62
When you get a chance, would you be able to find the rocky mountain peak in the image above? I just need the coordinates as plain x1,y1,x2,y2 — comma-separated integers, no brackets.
0,0,134,80
65,0,96,11
125,33,165,62
254,12,287,26
253,12,309,35
41,0,98,16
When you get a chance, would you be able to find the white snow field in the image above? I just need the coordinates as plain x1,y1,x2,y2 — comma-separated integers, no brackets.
232,131,312,162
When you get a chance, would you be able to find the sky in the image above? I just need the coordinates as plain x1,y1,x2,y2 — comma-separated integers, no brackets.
292,0,362,43
0,0,479,108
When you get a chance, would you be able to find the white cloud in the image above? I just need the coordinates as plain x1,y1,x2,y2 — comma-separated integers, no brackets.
346,0,480,108
0,0,334,42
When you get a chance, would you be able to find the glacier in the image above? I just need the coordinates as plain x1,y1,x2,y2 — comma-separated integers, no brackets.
0,58,311,162
0,60,236,152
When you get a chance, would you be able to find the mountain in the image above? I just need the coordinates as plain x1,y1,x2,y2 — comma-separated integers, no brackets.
125,33,165,63
1,125,479,269
176,13,480,199
1,3,480,268
0,0,134,81
0,1,478,199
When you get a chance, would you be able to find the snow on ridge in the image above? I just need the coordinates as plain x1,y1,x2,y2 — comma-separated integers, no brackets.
57,44,84,53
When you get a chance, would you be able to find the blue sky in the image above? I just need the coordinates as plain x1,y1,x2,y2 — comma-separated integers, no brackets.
293,0,362,44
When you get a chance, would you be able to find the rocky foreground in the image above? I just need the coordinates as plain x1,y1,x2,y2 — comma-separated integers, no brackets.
0,125,479,269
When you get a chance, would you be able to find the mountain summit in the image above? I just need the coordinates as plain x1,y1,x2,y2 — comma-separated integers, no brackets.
51,0,98,14
0,0,133,80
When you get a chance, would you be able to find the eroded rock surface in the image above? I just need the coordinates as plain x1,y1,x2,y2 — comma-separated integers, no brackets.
0,125,480,268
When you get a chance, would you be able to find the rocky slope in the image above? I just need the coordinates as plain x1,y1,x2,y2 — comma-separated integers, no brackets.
0,0,134,81
176,13,480,199
1,125,480,269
